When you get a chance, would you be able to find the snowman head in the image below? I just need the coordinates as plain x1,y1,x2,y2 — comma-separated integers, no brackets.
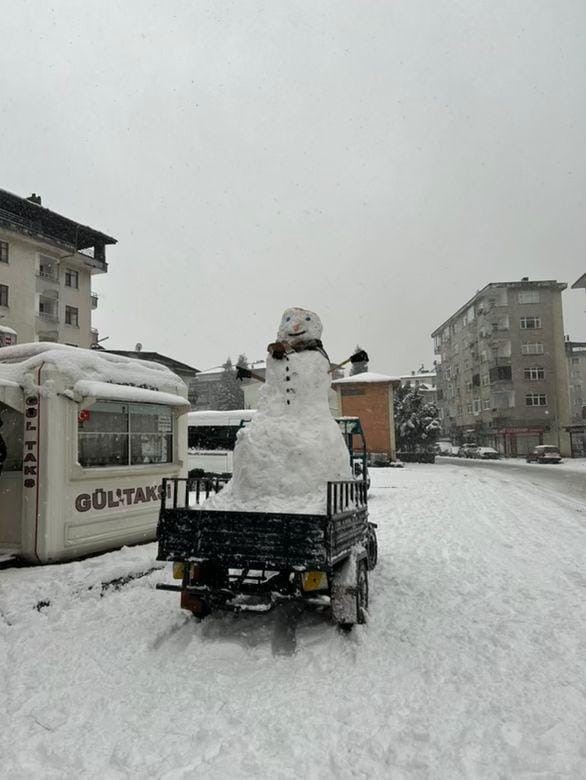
277,307,323,344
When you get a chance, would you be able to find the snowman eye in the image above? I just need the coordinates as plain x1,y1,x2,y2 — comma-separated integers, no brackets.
285,317,291,322
305,316,311,321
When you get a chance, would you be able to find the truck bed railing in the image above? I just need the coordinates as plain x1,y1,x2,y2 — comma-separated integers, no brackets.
162,476,230,510
327,480,367,517
162,477,367,515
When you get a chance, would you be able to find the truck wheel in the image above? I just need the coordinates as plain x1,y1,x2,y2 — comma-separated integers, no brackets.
356,560,368,624
181,590,211,619
337,560,369,630
191,600,211,620
366,529,378,570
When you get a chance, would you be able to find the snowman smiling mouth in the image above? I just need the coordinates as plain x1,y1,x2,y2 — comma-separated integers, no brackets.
288,330,307,337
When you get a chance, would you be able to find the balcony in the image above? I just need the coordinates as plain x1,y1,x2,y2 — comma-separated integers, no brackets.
79,248,108,274
37,268,59,283
38,310,59,323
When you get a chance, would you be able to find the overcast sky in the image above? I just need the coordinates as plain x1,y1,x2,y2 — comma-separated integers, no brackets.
2,1,585,374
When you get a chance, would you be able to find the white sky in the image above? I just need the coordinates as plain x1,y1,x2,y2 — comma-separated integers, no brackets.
1,0,585,373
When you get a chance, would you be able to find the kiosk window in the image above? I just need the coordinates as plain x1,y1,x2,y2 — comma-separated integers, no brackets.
0,404,23,471
78,401,173,467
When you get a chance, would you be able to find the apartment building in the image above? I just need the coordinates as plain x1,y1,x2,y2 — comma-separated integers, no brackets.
398,367,438,404
0,189,116,348
432,279,571,456
565,340,586,423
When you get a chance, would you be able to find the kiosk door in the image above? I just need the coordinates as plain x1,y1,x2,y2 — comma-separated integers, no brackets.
0,404,23,555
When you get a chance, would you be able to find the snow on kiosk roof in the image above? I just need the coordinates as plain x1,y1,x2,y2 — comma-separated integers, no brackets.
0,342,188,404
332,372,400,385
0,343,189,565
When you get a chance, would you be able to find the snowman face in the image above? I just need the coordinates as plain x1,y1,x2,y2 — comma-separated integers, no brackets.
277,307,323,343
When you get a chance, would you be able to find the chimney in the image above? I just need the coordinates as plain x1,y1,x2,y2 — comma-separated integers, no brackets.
27,193,42,205
521,276,529,282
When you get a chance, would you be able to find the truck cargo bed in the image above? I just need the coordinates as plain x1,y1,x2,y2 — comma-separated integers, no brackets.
156,478,368,572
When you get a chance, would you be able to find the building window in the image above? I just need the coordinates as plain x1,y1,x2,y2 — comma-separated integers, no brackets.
466,403,472,414
525,393,547,407
483,398,491,410
0,284,8,307
481,374,490,386
518,291,540,304
472,399,481,415
0,241,8,263
78,401,173,467
65,305,79,327
65,269,79,288
489,365,512,382
524,367,545,381
520,317,541,330
521,342,544,355
38,255,58,280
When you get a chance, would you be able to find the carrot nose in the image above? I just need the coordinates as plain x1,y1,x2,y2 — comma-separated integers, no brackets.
292,323,301,332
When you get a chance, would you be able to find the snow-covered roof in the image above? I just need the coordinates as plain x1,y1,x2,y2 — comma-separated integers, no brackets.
196,366,225,375
0,343,188,404
399,372,436,380
332,371,400,385
0,325,17,336
73,380,188,407
187,409,255,422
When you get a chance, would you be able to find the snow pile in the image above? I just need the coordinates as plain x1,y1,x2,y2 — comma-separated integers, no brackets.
204,309,352,514
0,342,187,401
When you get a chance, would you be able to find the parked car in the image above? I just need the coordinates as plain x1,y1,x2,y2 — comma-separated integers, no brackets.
458,444,478,458
471,446,500,460
526,445,563,464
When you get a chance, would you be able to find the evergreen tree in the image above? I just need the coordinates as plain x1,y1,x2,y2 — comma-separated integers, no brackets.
350,344,368,375
394,383,442,452
214,357,244,410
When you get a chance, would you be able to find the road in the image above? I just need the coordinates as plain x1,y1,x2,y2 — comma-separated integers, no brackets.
2,464,586,777
439,455,586,505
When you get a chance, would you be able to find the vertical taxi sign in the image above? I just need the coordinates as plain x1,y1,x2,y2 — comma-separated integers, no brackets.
23,395,39,489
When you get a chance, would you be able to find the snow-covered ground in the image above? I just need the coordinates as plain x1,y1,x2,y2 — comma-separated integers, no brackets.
442,453,586,474
2,463,586,777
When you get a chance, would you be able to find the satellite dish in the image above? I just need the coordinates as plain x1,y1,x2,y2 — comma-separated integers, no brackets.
135,343,142,352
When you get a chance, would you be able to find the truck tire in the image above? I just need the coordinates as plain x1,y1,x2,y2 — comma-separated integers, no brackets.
336,559,369,631
356,560,369,624
366,527,378,570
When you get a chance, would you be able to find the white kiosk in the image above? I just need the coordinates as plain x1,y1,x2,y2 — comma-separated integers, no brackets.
0,343,189,563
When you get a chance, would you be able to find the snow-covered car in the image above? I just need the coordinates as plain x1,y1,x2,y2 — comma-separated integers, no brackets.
471,447,500,460
526,445,562,464
458,444,478,458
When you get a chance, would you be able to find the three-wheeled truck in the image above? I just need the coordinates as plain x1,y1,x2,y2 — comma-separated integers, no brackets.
156,476,378,628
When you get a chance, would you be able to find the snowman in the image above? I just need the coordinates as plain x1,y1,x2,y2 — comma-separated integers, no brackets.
204,307,353,514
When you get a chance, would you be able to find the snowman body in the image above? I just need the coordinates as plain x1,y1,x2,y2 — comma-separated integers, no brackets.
204,308,353,514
